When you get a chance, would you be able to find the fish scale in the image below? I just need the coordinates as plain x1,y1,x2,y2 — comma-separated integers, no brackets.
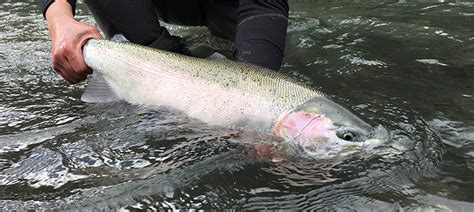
82,39,325,131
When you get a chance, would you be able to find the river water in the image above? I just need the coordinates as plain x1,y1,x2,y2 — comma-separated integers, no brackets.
0,0,473,210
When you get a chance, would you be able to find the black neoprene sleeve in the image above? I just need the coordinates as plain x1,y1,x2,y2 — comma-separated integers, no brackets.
235,0,289,70
39,0,77,18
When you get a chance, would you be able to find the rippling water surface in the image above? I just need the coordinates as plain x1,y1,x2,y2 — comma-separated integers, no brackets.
0,0,473,210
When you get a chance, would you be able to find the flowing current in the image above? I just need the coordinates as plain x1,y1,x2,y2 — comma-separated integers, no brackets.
0,0,473,210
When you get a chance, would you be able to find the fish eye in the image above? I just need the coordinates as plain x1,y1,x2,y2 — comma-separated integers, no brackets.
343,132,354,141
337,129,356,141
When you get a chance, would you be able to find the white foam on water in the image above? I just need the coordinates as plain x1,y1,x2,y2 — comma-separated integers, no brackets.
0,148,88,189
416,59,448,66
340,54,387,67
435,30,449,36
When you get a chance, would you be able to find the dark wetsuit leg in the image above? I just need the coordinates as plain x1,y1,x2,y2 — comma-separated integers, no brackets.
235,0,289,71
83,0,179,50
201,0,239,41
152,0,238,41
155,0,288,70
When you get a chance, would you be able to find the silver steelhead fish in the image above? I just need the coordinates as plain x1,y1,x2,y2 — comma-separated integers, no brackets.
82,39,388,158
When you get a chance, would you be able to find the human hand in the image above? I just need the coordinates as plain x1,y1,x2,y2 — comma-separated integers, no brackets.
46,0,102,84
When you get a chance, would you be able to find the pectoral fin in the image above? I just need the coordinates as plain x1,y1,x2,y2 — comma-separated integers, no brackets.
81,73,121,103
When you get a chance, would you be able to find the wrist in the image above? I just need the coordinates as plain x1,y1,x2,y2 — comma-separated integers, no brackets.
45,0,74,21
46,1,76,38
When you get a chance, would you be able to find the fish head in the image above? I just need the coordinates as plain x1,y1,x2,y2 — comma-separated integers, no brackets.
274,97,389,159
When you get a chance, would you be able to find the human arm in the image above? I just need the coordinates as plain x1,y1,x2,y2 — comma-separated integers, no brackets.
235,0,289,71
41,0,102,84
